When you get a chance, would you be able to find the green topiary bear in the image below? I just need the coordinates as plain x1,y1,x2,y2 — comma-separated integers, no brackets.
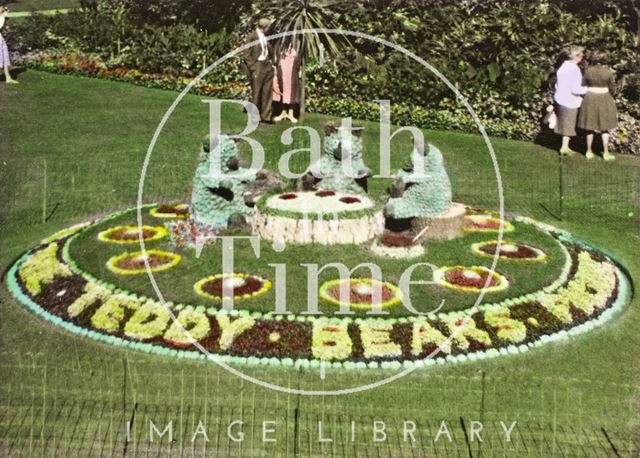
190,134,258,228
385,143,453,219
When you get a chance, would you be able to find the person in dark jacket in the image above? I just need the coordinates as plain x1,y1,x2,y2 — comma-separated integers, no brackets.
577,51,617,161
243,19,274,123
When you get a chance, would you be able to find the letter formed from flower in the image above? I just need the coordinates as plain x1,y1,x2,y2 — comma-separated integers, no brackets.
311,321,352,361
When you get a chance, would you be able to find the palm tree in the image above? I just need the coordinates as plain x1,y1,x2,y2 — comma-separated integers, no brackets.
255,0,349,120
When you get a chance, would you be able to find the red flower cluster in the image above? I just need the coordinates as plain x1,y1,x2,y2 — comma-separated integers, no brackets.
278,193,298,200
315,190,336,197
115,253,173,271
201,276,264,297
480,243,538,258
444,268,498,289
339,196,361,204
380,231,416,247
156,203,189,217
326,284,395,305
106,227,155,242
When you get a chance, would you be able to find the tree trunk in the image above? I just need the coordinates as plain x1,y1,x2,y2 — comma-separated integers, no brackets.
300,55,306,121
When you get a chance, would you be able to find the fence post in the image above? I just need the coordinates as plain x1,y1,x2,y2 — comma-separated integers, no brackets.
477,370,485,458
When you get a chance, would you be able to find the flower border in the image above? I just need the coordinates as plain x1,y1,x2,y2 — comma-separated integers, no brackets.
194,273,272,301
319,278,404,310
98,225,169,244
106,249,181,275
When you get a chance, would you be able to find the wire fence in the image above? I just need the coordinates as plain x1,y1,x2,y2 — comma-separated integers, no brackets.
1,358,639,457
2,398,639,456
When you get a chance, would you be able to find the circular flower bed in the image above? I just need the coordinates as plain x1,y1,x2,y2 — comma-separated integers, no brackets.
150,203,189,219
463,215,515,233
106,249,181,275
371,231,425,259
319,278,403,310
434,266,509,293
381,231,416,247
472,240,547,261
98,225,168,243
194,273,271,301
5,206,631,370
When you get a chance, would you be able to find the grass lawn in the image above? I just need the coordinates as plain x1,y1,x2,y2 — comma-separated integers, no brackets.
4,0,78,13
1,70,639,455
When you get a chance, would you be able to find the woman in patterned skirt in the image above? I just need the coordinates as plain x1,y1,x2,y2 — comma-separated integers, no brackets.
0,6,18,84
577,51,617,161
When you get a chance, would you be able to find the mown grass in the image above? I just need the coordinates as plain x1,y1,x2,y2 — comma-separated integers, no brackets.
5,0,78,13
68,208,566,315
0,71,639,453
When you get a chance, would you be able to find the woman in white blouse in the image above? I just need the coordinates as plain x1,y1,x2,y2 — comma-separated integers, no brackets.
0,6,17,84
554,46,587,155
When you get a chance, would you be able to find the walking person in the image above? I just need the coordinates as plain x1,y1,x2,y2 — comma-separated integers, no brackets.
243,18,274,123
554,46,587,155
0,6,18,84
272,45,301,123
577,51,617,161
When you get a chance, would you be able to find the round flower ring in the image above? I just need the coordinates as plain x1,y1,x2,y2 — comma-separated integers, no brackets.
98,225,168,243
195,273,271,301
107,250,181,275
150,203,189,219
434,266,509,293
319,278,403,310
4,207,633,370
472,240,547,262
464,214,515,233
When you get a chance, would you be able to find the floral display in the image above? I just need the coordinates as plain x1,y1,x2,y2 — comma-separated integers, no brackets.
18,242,72,295
380,231,416,248
472,240,547,261
24,53,245,100
150,203,189,219
194,273,271,301
106,250,181,275
434,266,509,293
315,190,335,197
464,214,515,232
5,210,632,370
319,278,403,310
41,222,92,244
98,225,168,243
339,196,361,204
370,240,425,259
165,219,219,249
264,190,375,215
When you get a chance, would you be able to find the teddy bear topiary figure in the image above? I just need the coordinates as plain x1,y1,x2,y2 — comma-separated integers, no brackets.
385,143,453,219
302,124,371,194
190,134,259,228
